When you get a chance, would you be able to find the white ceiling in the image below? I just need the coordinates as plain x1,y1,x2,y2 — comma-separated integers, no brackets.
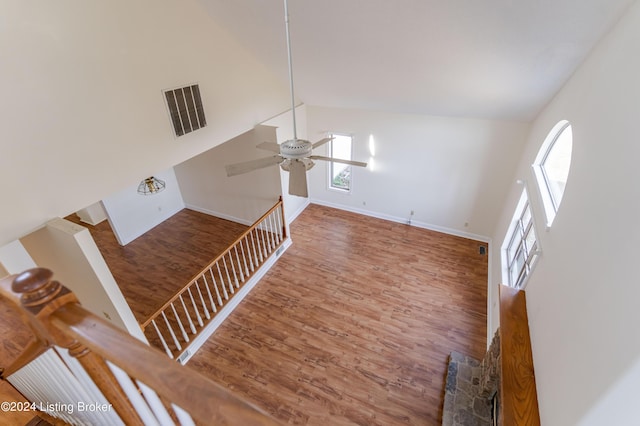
200,0,634,121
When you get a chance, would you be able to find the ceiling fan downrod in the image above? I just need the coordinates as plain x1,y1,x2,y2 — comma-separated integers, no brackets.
284,0,298,143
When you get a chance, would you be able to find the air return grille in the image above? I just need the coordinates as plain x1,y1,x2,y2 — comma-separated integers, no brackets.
164,84,206,137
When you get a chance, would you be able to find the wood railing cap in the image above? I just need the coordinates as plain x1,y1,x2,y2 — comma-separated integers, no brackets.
12,267,62,308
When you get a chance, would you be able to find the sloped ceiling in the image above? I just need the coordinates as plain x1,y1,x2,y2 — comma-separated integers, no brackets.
199,0,634,121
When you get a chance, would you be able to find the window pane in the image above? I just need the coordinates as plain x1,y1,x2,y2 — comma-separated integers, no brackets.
521,203,532,227
524,227,536,255
510,249,526,286
330,134,353,191
507,232,521,262
534,121,573,226
331,135,352,160
502,189,540,289
543,125,572,209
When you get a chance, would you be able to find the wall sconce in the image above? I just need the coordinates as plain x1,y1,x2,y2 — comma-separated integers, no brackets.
137,177,166,195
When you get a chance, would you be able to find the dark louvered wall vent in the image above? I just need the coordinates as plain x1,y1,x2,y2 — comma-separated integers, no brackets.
164,84,206,137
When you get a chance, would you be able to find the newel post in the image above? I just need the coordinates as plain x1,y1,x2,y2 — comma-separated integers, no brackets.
279,195,288,239
11,268,144,426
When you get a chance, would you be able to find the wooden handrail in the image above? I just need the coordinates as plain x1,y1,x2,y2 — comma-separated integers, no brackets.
499,285,540,426
141,197,286,329
0,270,58,379
0,268,280,425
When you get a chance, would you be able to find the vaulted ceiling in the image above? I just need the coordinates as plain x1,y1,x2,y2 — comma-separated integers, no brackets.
200,0,634,121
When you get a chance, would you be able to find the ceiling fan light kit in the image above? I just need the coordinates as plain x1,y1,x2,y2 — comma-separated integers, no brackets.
224,0,367,198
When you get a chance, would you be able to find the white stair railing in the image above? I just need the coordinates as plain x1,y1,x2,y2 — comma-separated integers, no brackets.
141,198,288,361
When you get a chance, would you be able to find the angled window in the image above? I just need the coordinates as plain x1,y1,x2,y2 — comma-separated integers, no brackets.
502,189,540,289
329,134,353,192
533,121,573,227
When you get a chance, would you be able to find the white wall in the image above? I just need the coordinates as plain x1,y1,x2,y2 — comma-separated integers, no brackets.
0,0,290,247
76,202,108,226
306,106,529,239
174,125,283,224
489,2,640,424
102,168,185,245
0,241,37,277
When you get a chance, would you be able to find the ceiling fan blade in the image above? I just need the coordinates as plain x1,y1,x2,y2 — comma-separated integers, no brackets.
312,137,333,149
256,141,281,153
309,156,368,168
288,159,308,197
225,155,283,177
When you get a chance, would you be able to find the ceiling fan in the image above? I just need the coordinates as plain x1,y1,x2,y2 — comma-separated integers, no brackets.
224,0,367,198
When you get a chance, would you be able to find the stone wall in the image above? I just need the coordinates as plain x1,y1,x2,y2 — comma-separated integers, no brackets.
480,329,501,398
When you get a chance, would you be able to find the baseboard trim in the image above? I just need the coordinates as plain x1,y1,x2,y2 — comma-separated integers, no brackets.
183,204,253,226
177,237,292,365
286,199,311,224
308,199,491,243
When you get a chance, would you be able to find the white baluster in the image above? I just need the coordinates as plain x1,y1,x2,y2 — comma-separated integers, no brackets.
172,404,196,426
263,214,274,251
244,236,255,272
151,319,174,359
222,255,235,295
270,211,279,246
161,311,182,351
170,302,189,343
216,262,229,300
251,229,263,263
179,294,197,334
208,268,223,306
194,280,210,320
268,212,278,246
201,273,218,313
234,245,245,282
259,225,269,258
227,251,240,288
187,287,203,327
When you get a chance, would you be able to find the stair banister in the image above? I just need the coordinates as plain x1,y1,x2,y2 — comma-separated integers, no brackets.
0,268,279,425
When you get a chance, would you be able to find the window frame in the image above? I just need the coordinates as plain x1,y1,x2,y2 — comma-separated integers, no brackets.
327,133,354,193
532,120,572,227
502,188,541,289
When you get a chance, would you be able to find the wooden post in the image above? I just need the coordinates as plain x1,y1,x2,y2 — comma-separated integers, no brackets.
278,195,287,239
499,285,540,426
10,268,144,426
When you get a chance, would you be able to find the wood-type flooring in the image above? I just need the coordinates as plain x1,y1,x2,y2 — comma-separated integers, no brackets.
65,209,248,322
186,204,488,425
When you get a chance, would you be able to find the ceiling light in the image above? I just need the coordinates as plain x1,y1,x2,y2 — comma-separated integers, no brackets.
137,177,165,195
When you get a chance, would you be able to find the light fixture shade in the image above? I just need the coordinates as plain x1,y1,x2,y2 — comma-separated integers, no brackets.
137,176,166,195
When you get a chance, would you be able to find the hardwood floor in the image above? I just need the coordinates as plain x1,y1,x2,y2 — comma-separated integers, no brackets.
5,204,487,424
65,210,248,322
186,204,488,425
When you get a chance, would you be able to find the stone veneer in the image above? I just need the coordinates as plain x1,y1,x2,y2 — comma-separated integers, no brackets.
480,331,501,399
442,330,501,426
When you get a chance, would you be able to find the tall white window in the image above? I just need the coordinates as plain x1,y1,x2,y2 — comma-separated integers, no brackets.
329,134,353,192
533,120,573,227
502,189,540,289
